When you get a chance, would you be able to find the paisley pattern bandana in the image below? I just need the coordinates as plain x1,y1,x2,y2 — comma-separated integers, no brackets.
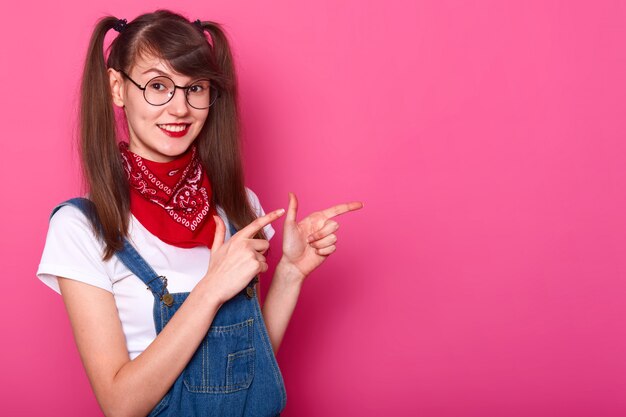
119,141,217,248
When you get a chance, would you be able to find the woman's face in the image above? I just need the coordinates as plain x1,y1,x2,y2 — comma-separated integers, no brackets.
108,53,210,162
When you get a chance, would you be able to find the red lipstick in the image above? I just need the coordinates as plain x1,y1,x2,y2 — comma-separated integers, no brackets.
158,124,190,138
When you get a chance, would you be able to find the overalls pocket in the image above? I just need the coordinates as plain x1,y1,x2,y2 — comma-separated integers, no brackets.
183,317,255,394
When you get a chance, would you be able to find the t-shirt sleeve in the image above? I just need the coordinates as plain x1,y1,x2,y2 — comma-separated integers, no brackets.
245,187,276,241
37,205,113,295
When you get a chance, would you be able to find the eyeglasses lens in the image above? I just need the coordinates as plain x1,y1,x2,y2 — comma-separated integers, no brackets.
144,76,218,109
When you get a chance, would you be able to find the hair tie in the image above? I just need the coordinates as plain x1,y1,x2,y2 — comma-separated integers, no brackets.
113,18,127,33
193,19,203,30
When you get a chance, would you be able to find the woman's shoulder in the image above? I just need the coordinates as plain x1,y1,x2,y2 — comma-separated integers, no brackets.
244,186,269,214
48,202,102,241
245,186,272,216
244,186,260,205
38,201,112,295
50,201,94,225
243,187,275,240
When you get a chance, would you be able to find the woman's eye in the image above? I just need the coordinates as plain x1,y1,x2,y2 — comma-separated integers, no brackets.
188,81,211,94
150,82,166,91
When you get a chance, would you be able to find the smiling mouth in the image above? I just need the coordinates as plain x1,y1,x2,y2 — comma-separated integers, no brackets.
157,123,190,132
158,123,191,138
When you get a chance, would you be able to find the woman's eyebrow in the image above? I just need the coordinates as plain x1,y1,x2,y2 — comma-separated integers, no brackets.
140,67,203,84
141,68,171,76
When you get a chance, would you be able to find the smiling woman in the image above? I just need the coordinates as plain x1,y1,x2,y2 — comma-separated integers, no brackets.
36,8,362,417
109,55,211,162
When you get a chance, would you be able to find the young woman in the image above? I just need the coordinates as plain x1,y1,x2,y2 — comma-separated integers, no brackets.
37,9,362,417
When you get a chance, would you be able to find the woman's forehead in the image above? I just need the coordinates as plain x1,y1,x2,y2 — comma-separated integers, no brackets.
130,53,180,78
127,49,214,83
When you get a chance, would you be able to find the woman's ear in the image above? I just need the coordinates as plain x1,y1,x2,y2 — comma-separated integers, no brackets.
108,68,125,108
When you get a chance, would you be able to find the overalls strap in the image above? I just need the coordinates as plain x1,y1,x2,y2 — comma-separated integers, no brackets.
228,221,237,238
51,197,169,299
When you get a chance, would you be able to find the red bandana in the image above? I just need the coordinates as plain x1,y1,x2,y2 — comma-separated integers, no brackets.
119,142,217,248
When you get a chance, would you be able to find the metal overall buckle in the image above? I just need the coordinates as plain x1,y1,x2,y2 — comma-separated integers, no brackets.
146,275,174,307
245,276,259,299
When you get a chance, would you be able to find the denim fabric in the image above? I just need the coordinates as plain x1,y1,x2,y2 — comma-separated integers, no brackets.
52,198,286,417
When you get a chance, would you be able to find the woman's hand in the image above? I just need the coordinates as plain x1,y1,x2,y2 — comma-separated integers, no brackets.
281,192,363,281
202,208,285,304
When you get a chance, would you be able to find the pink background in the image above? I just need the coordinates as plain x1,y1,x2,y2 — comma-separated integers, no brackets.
1,0,625,416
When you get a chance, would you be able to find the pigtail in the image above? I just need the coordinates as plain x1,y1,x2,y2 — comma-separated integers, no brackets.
79,16,129,260
199,22,237,92
196,21,267,241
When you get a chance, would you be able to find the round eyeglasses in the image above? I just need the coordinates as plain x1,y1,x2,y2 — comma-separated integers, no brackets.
118,70,219,109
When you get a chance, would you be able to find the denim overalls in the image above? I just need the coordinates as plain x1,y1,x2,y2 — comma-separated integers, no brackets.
52,198,286,417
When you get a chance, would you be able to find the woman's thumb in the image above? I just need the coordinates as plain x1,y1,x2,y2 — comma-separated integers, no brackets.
211,215,226,251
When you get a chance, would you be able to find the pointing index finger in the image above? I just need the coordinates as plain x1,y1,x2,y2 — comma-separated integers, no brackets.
237,208,286,238
321,201,364,219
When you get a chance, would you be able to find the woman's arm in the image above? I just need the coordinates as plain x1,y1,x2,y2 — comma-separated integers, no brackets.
59,276,221,417
261,259,305,354
261,193,363,354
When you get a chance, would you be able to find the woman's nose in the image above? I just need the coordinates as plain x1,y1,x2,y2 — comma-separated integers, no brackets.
167,88,190,116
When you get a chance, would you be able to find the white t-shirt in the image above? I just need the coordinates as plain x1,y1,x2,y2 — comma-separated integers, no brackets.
37,188,275,360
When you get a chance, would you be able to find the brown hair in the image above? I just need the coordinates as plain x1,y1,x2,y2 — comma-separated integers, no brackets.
80,9,266,260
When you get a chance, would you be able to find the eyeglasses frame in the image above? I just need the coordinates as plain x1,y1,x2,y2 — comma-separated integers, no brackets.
117,70,219,109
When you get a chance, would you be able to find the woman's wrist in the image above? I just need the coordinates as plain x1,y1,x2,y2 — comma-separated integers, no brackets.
275,258,306,287
195,274,227,308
